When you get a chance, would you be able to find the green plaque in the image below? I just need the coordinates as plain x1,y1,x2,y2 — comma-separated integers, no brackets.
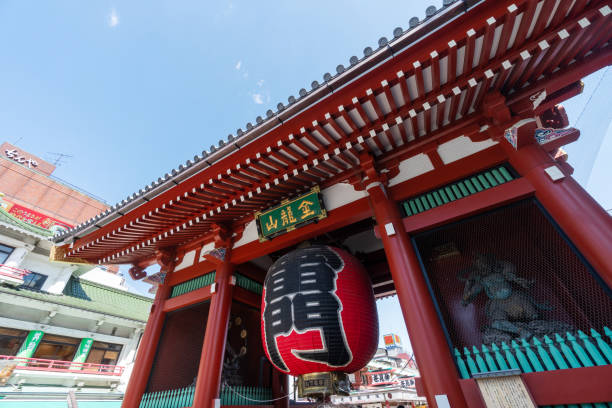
16,330,44,359
72,338,94,364
255,186,326,241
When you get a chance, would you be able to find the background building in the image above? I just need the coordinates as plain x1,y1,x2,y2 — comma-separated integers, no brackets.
0,142,107,230
331,334,425,408
0,143,152,406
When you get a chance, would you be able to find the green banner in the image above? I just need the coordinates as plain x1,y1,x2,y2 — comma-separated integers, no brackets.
16,330,44,358
255,186,326,241
72,338,94,364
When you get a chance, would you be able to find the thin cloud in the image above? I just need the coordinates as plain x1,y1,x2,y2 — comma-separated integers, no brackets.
252,93,264,104
108,8,119,27
235,60,242,70
257,79,264,87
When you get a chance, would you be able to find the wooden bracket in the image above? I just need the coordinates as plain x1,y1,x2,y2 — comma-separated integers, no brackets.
200,247,228,266
155,248,179,272
538,105,570,129
347,152,395,191
423,142,444,169
503,118,538,150
211,223,232,248
128,264,147,281
482,91,511,125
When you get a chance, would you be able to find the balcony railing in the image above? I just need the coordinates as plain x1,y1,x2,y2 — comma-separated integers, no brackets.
0,355,124,376
0,264,29,281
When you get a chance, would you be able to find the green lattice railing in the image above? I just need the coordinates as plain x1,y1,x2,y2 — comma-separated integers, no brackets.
235,273,263,295
455,327,612,378
139,385,194,408
455,328,612,408
401,164,516,217
170,272,216,298
139,384,273,407
220,384,273,406
170,271,262,299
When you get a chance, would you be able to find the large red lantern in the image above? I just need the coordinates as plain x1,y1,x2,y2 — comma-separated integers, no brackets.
261,245,378,398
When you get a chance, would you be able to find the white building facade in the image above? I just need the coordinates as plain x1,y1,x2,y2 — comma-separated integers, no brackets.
330,338,426,408
0,202,152,406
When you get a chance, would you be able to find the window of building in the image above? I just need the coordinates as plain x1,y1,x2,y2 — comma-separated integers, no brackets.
86,341,123,367
21,272,47,290
33,334,80,362
0,244,14,264
0,327,28,356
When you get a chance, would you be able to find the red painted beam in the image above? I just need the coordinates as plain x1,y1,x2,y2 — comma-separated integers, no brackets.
172,138,506,287
378,114,484,168
402,177,535,234
167,259,216,287
162,285,212,312
376,177,535,237
534,81,584,115
388,144,507,203
508,44,612,108
235,262,267,283
233,286,261,309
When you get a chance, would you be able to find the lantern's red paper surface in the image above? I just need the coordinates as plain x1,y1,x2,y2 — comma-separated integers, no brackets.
261,246,378,375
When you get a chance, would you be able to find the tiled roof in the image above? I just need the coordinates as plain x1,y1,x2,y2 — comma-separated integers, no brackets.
0,277,152,322
53,0,469,244
0,206,54,239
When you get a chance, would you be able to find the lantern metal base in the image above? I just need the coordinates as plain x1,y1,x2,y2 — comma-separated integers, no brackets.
297,372,351,399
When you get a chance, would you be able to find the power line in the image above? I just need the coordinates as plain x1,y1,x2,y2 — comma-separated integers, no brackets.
573,67,609,127
571,67,610,186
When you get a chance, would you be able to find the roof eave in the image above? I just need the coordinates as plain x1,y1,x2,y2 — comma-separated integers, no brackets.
53,0,474,246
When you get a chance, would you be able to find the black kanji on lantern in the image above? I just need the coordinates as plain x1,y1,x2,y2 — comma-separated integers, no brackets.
263,246,352,371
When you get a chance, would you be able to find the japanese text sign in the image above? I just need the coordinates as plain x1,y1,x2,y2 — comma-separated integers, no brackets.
255,187,326,241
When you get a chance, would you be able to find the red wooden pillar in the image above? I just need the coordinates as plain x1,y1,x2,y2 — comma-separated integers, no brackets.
192,251,234,408
121,282,172,408
366,182,467,408
503,141,612,289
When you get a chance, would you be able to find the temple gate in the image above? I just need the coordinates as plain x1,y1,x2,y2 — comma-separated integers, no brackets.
52,0,612,406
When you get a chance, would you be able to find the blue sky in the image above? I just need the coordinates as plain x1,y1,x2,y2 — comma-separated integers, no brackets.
1,1,610,351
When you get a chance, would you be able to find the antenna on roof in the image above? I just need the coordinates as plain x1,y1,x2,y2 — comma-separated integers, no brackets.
46,152,73,167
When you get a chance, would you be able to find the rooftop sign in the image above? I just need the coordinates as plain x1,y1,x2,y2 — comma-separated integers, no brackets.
255,187,326,241
0,196,72,232
0,142,55,175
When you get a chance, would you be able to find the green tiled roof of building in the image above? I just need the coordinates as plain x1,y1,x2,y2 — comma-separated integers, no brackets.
0,277,152,322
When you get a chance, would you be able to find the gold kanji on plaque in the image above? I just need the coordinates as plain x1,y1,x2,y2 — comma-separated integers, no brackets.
298,200,315,219
286,207,297,223
265,215,278,232
255,186,326,241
